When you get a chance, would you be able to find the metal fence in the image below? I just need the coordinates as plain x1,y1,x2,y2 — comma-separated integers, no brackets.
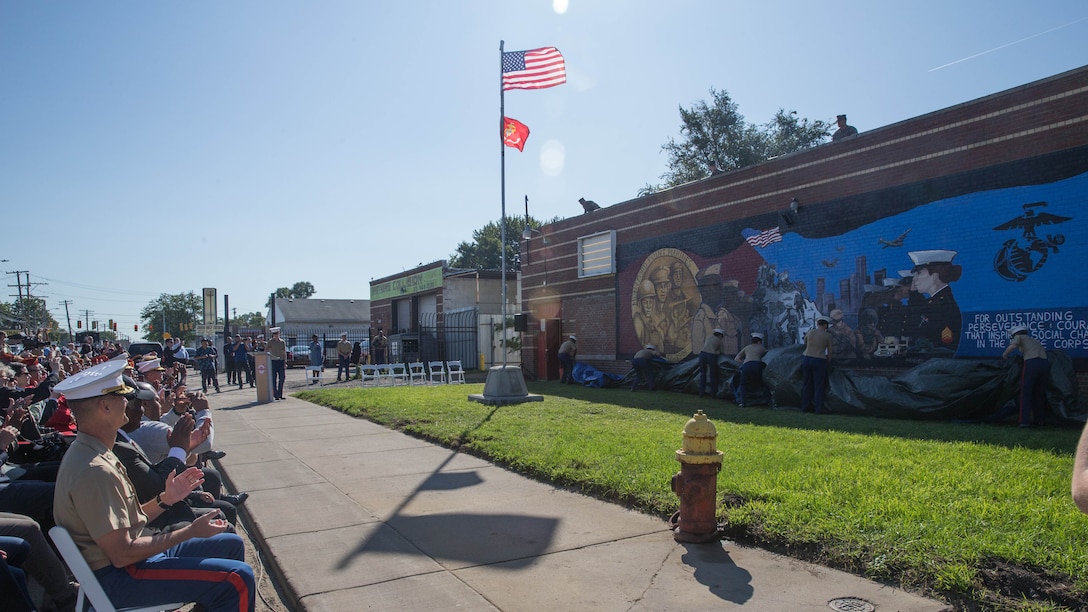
263,310,482,369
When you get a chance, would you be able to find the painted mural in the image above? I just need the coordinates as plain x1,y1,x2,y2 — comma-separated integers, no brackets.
618,168,1088,362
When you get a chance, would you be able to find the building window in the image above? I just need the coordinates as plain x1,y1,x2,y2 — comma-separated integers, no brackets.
578,230,616,278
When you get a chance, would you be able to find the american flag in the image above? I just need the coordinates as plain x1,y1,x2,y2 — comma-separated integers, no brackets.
745,226,783,249
502,47,566,91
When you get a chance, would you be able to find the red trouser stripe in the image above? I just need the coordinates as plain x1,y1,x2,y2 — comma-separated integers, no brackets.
1019,360,1027,423
125,565,250,612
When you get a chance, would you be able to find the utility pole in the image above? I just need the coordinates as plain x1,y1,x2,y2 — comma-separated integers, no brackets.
82,310,94,336
24,273,48,331
6,270,27,329
60,300,74,338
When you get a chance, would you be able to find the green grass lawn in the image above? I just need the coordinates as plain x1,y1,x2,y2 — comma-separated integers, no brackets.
298,381,1088,611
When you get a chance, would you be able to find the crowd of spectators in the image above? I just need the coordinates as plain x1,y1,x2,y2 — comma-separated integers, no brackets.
0,330,252,611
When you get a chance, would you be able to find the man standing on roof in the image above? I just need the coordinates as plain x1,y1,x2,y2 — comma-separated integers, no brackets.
558,334,577,385
832,114,858,141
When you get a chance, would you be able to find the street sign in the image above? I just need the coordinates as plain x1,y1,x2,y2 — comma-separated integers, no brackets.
195,324,218,337
202,288,217,325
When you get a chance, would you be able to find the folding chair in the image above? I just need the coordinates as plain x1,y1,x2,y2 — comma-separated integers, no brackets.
407,362,426,385
389,363,409,386
427,361,447,384
375,364,395,386
446,360,465,384
359,364,379,386
49,525,191,612
305,366,322,385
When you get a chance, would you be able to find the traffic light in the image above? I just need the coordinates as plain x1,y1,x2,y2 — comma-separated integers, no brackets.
77,321,82,329
92,321,98,330
109,319,114,330
134,324,138,332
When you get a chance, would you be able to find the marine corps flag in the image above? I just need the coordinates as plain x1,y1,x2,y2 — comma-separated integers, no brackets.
502,116,530,152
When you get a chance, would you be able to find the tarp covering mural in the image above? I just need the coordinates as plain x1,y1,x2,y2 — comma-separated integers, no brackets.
573,348,1083,423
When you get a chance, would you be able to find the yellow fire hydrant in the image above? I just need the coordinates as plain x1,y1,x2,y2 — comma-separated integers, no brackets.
670,410,723,543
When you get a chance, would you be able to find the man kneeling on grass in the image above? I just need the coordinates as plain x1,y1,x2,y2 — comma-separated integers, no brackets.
53,359,255,612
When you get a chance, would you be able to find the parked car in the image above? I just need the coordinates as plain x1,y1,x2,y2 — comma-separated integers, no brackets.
127,342,164,361
183,346,201,368
287,345,310,368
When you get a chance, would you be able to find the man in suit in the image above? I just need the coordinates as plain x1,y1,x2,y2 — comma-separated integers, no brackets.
116,378,243,529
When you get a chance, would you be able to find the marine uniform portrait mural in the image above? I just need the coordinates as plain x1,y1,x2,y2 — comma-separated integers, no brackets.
617,167,1088,362
631,249,698,362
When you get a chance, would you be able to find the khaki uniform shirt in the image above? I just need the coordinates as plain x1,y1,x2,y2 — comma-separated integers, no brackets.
1010,334,1047,360
266,337,286,361
803,327,833,359
559,340,576,357
54,432,150,571
736,343,768,364
337,340,352,358
700,334,725,355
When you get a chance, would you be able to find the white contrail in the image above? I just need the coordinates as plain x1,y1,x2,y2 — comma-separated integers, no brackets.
929,16,1088,72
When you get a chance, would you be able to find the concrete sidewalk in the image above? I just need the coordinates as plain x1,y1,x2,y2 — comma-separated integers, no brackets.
203,372,951,611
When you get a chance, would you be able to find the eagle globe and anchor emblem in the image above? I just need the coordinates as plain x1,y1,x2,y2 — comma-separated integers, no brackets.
993,201,1071,282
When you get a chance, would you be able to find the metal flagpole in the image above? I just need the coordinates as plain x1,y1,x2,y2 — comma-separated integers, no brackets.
499,40,508,369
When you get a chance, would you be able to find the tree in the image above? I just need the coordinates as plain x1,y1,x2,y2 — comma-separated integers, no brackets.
0,297,60,337
234,311,266,329
640,88,830,195
139,292,202,343
266,282,316,308
449,215,546,271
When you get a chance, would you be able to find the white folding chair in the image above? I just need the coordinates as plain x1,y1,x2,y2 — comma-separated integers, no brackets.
305,366,322,385
389,363,409,386
49,525,191,612
427,361,447,385
376,364,395,386
446,360,465,384
359,364,379,386
407,362,426,385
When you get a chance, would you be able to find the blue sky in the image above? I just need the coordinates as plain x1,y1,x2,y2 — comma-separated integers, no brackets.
2,0,1085,340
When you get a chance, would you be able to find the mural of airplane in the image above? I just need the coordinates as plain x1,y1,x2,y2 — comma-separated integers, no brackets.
879,228,912,248
821,258,838,268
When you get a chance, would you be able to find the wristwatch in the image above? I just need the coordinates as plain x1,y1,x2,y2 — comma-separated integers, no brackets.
156,493,170,509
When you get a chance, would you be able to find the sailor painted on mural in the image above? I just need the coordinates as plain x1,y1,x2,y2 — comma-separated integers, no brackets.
648,266,682,354
905,249,963,351
691,265,724,357
827,308,859,360
690,264,747,356
633,279,665,351
718,280,748,355
666,261,696,352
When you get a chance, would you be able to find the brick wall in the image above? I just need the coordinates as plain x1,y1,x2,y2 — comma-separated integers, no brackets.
522,66,1088,380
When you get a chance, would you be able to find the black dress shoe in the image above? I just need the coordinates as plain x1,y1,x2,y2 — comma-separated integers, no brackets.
221,492,249,506
203,450,227,461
